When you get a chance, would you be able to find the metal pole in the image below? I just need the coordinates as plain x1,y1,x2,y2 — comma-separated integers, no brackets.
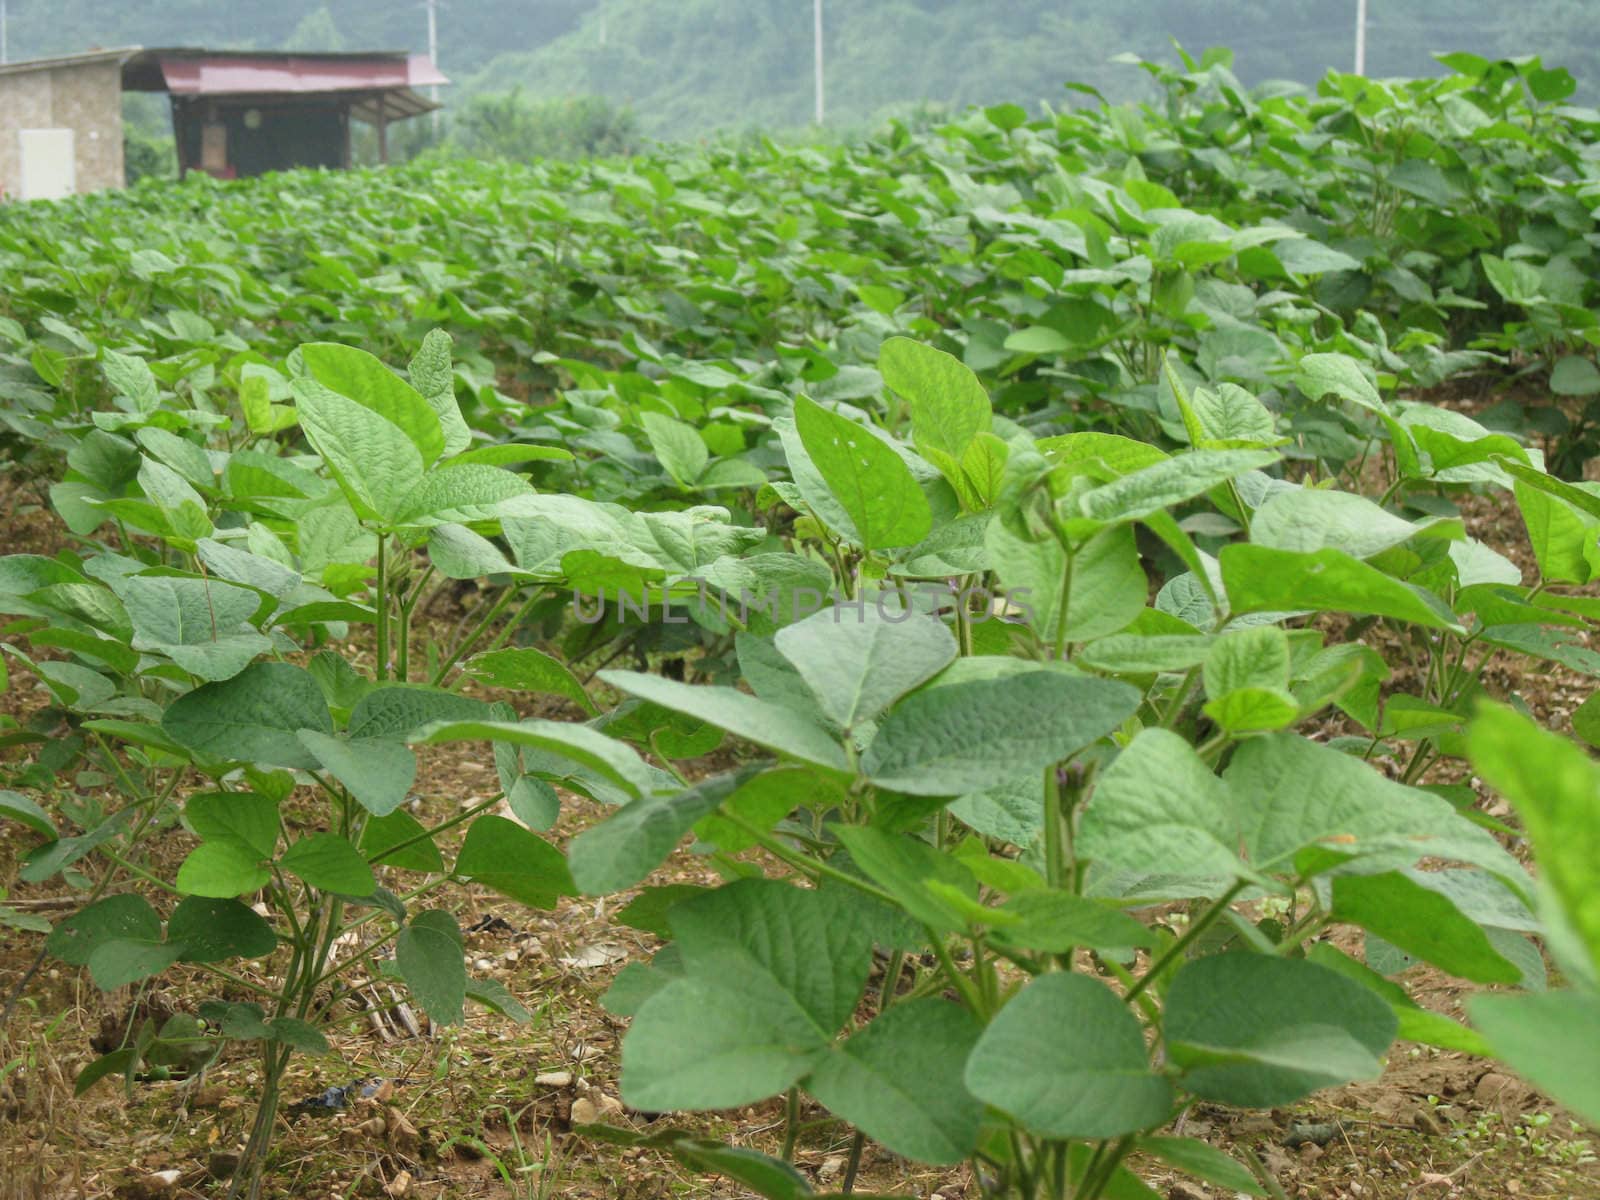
2,0,10,66
1354,0,1368,76
812,0,824,125
425,0,440,134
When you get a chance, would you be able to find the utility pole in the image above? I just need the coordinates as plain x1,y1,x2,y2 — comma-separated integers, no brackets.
2,0,10,66
1353,0,1368,76
812,0,824,125
425,0,441,134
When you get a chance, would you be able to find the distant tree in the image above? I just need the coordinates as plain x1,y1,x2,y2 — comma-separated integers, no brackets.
283,7,345,52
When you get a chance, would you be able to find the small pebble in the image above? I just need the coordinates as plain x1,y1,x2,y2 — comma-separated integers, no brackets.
570,1097,599,1125
535,1071,573,1088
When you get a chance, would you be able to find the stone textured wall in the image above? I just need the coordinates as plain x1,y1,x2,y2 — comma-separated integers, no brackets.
0,60,125,200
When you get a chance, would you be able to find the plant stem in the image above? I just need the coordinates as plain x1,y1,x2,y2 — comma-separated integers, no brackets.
781,1087,801,1161
1042,764,1065,891
1125,880,1248,1004
430,585,515,686
375,534,390,681
720,811,898,907
365,793,504,868
840,1131,866,1193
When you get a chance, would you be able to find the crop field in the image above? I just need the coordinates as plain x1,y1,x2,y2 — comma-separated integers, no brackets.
2,47,1600,1200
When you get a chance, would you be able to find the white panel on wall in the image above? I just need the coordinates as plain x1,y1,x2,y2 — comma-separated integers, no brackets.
18,128,76,201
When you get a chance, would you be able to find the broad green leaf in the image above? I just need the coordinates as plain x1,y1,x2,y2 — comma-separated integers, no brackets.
1205,625,1289,697
465,647,595,713
1203,687,1299,734
1222,545,1461,631
642,411,709,487
1190,383,1278,447
965,971,1172,1138
806,998,983,1165
1295,353,1383,412
0,789,56,838
773,603,956,730
792,395,931,553
1226,734,1525,886
1077,450,1278,523
455,814,574,908
87,939,184,991
1469,991,1600,1127
297,730,416,817
878,337,992,497
292,376,427,525
407,328,471,457
1251,489,1421,559
162,662,334,770
570,768,753,895
1513,478,1597,585
348,686,488,741
986,522,1146,646
361,808,446,873
300,342,445,463
102,348,159,410
396,909,466,1026
991,890,1157,954
621,881,872,1111
1136,1136,1265,1196
1469,705,1600,976
394,463,534,526
176,839,271,898
1306,943,1491,1056
123,575,272,681
167,896,276,963
411,717,655,797
1551,355,1600,397
862,672,1140,796
599,671,848,775
832,825,980,933
1331,872,1520,983
279,833,376,896
46,894,160,966
185,791,279,859
1078,729,1249,884
1165,954,1396,1106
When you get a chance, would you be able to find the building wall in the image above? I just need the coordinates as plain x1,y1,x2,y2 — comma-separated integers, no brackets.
0,60,125,199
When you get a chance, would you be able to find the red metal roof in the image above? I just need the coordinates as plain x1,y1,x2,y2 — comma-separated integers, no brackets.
151,52,447,97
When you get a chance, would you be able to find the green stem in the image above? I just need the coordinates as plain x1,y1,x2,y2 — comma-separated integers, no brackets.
720,811,898,907
1125,880,1248,1004
429,585,516,686
1043,764,1065,892
375,534,390,681
781,1087,801,1161
475,586,546,658
1079,1135,1136,1200
366,793,504,868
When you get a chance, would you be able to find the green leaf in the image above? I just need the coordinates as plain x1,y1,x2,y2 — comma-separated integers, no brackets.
393,463,534,526
167,896,277,963
1551,355,1600,397
792,395,931,553
396,909,466,1026
806,998,983,1165
87,938,184,990
347,686,489,741
987,522,1146,645
75,1049,137,1096
965,971,1172,1138
162,662,334,770
832,825,980,933
1251,489,1422,559
292,374,427,525
864,672,1140,796
1222,545,1461,631
1295,353,1384,412
1205,626,1290,697
300,342,445,464
185,791,279,859
990,890,1157,954
1137,1136,1264,1196
297,730,416,817
412,717,655,797
1079,729,1249,885
878,337,992,496
1469,705,1600,976
407,329,471,457
361,809,446,873
621,881,871,1111
265,1017,329,1054
455,814,574,908
1513,480,1595,584
570,768,754,895
773,603,956,730
642,411,709,487
101,348,159,410
1469,991,1600,1127
46,894,161,966
599,671,848,775
1077,450,1279,523
1331,872,1519,983
1165,954,1396,1106
465,647,595,714
279,833,376,896
0,789,56,838
177,839,271,898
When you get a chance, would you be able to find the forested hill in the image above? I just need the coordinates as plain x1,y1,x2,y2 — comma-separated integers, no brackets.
8,0,1600,139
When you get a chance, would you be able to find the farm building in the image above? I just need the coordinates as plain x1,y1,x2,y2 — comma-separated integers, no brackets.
0,47,447,201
